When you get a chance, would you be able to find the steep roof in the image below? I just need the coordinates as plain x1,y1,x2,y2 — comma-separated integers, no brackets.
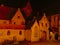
0,4,17,20
39,13,49,22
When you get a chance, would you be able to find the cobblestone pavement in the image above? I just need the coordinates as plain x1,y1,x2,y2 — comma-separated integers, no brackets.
24,40,60,45
0,40,60,45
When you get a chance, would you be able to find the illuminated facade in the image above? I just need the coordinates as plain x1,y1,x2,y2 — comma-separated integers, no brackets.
48,14,60,40
39,13,49,40
31,20,40,41
0,8,25,42
1,7,60,42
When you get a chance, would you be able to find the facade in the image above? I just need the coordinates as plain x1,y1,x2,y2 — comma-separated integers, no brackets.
25,29,31,41
58,16,60,40
11,8,25,25
0,8,25,43
25,13,50,42
51,14,58,28
39,13,49,40
1,6,60,42
31,20,40,41
0,11,51,42
48,14,60,40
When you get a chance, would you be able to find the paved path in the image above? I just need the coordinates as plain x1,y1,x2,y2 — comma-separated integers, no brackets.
24,41,60,45
0,40,60,45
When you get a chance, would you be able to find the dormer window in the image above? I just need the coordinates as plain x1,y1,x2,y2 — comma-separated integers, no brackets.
18,16,20,18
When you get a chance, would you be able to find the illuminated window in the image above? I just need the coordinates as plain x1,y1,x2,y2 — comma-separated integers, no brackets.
19,31,22,35
7,31,10,35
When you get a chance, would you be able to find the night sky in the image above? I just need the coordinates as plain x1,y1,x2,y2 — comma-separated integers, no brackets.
0,0,60,15
0,0,60,28
0,0,60,18
0,0,60,19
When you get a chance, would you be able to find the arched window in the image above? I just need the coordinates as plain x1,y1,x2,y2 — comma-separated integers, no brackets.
7,31,10,35
19,31,22,35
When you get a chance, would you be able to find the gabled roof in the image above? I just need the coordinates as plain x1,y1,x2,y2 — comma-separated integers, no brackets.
39,12,49,23
0,4,26,20
11,8,25,21
31,20,39,29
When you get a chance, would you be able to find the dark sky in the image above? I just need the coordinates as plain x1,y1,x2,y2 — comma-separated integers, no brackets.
0,0,60,12
0,0,60,19
0,0,49,10
0,0,59,10
0,0,60,29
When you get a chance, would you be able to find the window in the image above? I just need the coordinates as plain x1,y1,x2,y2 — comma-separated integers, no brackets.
18,16,20,18
54,16,56,22
46,23,47,27
19,31,22,35
7,31,10,35
14,22,16,24
41,23,43,26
